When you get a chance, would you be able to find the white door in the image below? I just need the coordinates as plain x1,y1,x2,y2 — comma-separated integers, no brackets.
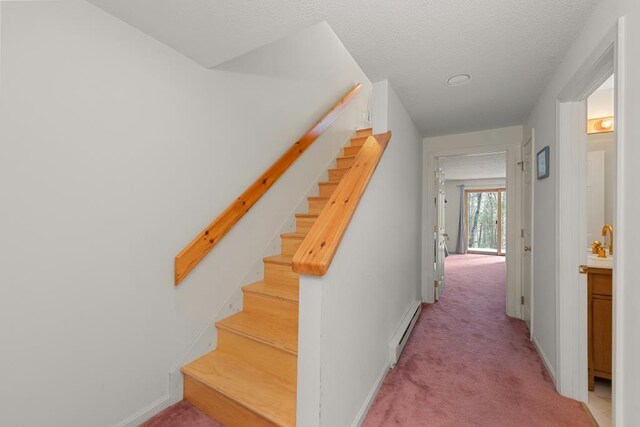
522,137,533,332
434,168,446,301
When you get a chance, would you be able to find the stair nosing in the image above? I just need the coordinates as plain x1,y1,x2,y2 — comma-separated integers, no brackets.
216,314,298,355
295,213,319,218
242,285,299,304
263,255,293,265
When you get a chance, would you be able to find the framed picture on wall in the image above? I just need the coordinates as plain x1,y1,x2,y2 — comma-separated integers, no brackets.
537,146,550,180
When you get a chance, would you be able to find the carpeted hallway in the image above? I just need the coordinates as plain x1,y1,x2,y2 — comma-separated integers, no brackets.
143,254,592,426
363,254,592,426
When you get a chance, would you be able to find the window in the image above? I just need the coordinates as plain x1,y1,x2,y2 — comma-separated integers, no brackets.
465,189,507,255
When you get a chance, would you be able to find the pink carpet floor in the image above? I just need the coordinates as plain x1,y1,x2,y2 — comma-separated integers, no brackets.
363,254,592,427
140,401,221,427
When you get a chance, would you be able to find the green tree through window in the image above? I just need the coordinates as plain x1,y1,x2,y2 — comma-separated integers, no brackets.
467,190,506,253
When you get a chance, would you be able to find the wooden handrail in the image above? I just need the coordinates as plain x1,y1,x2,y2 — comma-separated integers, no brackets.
174,83,362,285
292,131,392,276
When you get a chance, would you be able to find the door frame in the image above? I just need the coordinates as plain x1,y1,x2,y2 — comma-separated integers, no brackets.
464,188,507,255
554,19,624,414
422,143,522,319
521,132,534,339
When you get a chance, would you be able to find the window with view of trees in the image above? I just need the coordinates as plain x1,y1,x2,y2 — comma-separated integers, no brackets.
466,189,506,255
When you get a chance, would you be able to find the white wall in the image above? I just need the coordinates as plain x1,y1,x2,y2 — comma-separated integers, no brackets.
297,80,422,426
524,0,640,422
587,133,615,227
0,2,371,426
422,126,523,315
588,87,615,119
444,179,506,253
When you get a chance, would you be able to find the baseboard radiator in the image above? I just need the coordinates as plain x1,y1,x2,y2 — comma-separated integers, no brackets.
388,300,422,368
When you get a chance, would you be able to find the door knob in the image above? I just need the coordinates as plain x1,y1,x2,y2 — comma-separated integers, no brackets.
524,246,531,252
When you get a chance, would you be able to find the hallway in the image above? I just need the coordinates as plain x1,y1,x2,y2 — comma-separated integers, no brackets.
364,254,592,426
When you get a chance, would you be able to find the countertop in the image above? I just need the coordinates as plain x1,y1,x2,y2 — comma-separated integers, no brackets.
587,252,613,269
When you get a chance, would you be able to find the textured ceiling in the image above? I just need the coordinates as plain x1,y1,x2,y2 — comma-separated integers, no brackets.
439,153,506,180
88,0,600,136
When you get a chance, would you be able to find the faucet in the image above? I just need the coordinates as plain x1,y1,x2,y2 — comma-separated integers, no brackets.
601,224,614,255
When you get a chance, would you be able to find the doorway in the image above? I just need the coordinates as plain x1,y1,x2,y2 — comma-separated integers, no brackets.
431,152,508,304
554,21,623,426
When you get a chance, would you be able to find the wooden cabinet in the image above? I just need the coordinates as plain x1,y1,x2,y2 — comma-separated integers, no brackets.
587,267,612,391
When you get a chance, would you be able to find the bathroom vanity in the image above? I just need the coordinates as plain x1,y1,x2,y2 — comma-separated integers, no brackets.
586,259,612,391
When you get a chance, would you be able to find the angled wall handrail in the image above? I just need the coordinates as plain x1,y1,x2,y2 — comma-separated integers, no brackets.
175,83,362,285
292,131,392,276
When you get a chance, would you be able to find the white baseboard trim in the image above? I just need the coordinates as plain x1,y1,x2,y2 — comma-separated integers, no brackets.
533,334,557,385
351,364,389,427
114,394,170,427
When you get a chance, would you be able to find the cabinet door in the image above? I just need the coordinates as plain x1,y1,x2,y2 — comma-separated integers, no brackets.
592,295,612,375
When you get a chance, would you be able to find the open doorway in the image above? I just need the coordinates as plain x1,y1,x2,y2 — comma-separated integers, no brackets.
583,74,615,426
433,152,507,302
554,22,623,426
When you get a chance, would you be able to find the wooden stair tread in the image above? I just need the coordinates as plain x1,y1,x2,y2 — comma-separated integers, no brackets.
337,155,356,160
318,180,340,186
182,350,296,426
217,311,298,354
328,166,350,172
280,232,307,239
264,255,293,266
243,281,299,303
307,196,329,201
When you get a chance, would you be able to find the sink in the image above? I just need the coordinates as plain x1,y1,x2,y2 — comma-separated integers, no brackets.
587,251,613,269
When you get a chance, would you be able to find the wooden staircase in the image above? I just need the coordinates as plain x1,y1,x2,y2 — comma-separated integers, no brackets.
181,127,373,426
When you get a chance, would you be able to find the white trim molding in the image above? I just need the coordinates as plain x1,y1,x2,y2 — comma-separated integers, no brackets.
114,394,170,427
352,364,389,427
612,17,625,427
555,100,589,402
533,334,557,385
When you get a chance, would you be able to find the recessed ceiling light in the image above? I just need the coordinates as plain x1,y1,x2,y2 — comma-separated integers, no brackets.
446,73,472,87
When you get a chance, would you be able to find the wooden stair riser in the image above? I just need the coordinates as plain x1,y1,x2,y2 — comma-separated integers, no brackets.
264,261,299,286
295,216,317,234
342,145,362,157
216,328,297,385
328,168,349,181
184,376,279,427
243,291,299,321
308,198,329,215
356,127,373,137
281,235,305,257
336,156,356,169
318,182,339,198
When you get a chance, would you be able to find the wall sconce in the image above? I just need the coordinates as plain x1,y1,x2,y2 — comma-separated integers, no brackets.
587,116,614,134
